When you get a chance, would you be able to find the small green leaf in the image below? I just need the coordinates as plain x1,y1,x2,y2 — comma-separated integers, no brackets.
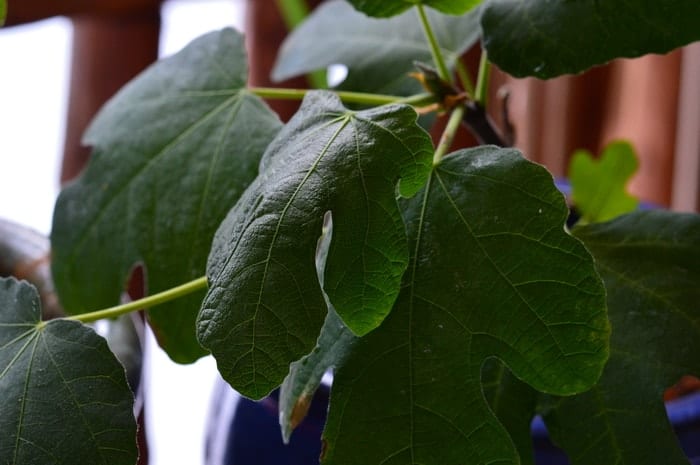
197,90,433,399
322,147,609,465
51,28,282,363
0,0,6,26
0,278,136,464
273,0,481,96
569,141,639,224
481,0,700,78
347,0,480,18
544,211,700,465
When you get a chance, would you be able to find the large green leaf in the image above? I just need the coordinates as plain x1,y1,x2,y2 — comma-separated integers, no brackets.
322,147,610,465
481,0,700,78
543,211,700,465
51,29,282,363
273,0,481,96
569,141,639,224
347,0,479,18
197,91,433,399
0,278,136,464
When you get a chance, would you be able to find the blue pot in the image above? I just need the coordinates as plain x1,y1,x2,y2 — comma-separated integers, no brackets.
206,379,700,465
205,381,329,465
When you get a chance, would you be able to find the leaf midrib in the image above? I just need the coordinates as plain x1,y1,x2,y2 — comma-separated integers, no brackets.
404,172,434,463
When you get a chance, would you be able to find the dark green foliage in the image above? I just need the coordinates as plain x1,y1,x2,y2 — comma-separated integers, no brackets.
482,0,700,78
0,278,136,465
26,2,700,464
322,147,609,465
346,0,479,18
542,212,700,465
198,91,433,399
279,219,358,442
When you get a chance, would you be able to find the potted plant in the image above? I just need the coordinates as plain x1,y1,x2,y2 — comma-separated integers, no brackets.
1,1,699,464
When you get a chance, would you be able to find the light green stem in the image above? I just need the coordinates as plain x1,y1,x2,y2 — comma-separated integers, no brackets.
475,51,492,106
276,0,310,29
415,5,452,83
433,105,465,166
455,60,475,98
66,276,208,324
250,87,435,107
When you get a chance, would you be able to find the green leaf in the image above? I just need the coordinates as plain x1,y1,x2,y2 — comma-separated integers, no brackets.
481,0,700,78
51,28,282,363
279,217,358,442
569,140,640,224
0,278,136,464
544,211,700,465
347,0,480,18
197,90,433,399
273,0,481,95
0,0,6,26
322,147,610,465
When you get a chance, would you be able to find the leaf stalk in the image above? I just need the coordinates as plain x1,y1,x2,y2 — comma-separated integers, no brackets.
66,276,208,324
475,51,492,106
250,87,435,107
433,105,466,165
415,4,452,83
455,60,475,98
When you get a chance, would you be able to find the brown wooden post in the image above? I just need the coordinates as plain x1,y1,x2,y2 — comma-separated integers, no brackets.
5,0,162,24
61,12,161,182
598,52,682,206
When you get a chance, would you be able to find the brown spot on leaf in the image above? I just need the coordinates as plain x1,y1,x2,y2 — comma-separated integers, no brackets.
290,392,313,431
320,438,328,462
